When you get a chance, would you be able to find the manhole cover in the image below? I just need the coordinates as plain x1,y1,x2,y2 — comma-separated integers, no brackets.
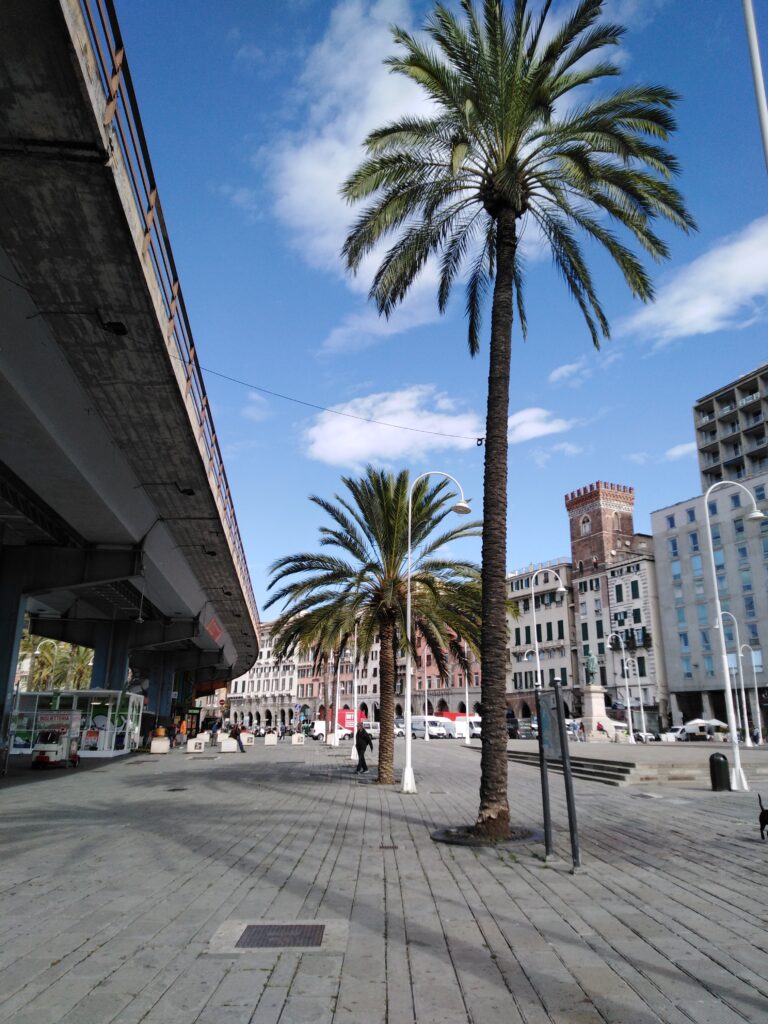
167,787,187,792
236,924,325,949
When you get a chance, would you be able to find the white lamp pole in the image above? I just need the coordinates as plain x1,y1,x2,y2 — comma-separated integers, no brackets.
402,470,471,794
608,632,634,743
628,655,648,739
423,646,430,743
741,643,763,745
463,640,471,746
531,569,567,694
721,611,752,747
350,622,359,761
329,636,342,747
743,0,768,174
704,480,763,790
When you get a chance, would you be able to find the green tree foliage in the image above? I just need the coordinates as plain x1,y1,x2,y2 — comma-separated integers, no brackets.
266,467,482,783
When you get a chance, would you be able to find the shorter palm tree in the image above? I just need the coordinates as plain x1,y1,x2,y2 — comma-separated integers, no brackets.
266,466,482,783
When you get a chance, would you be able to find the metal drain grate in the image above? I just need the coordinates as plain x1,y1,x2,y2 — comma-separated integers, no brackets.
236,924,325,949
167,787,187,792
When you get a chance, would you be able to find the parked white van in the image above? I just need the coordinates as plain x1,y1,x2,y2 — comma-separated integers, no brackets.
361,720,380,738
411,716,447,739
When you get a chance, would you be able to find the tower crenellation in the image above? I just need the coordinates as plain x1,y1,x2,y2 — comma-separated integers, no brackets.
564,481,636,570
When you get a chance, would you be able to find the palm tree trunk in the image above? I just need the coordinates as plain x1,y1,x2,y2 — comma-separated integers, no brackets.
476,207,516,838
377,615,396,783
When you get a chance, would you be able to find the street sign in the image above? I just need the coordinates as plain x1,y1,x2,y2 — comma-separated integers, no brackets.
539,693,562,760
219,699,225,706
294,703,300,710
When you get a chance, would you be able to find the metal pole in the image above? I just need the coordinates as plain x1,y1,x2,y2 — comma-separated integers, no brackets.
553,678,581,871
631,657,648,739
609,633,634,743
534,686,553,859
743,0,768,173
329,637,342,747
464,640,471,746
423,660,430,742
742,643,763,745
350,623,358,761
703,482,762,790
401,470,471,793
722,612,752,746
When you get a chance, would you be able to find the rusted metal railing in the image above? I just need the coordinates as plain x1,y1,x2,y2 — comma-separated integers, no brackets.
77,0,258,630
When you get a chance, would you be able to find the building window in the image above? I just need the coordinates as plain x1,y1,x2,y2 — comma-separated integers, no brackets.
546,622,553,641
681,656,692,677
581,622,589,641
731,493,741,510
744,595,756,618
734,518,745,536
704,655,715,677
691,556,703,578
668,538,679,557
514,627,521,646
755,484,766,502
688,531,700,553
708,500,718,517
561,667,568,686
679,632,689,651
581,515,592,536
637,656,647,677
666,514,676,529
697,604,708,626
596,620,604,639
615,583,624,603
630,580,640,600
714,548,725,569
741,569,753,592
700,629,711,651
557,620,565,640
686,508,696,523
746,623,760,643
671,560,681,581
633,608,642,624
710,524,721,546
676,606,686,625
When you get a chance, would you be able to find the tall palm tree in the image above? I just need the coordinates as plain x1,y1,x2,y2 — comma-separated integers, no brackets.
266,466,482,784
341,0,694,836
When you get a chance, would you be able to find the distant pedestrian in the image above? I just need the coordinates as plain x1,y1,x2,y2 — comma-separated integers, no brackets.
210,720,220,745
279,722,286,742
179,720,187,744
354,722,373,774
167,722,177,748
578,722,586,742
230,723,245,753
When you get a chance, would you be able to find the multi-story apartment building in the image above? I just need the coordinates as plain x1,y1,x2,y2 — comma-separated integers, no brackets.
566,482,667,731
504,482,667,730
694,363,768,489
651,473,768,730
506,559,578,719
411,632,482,716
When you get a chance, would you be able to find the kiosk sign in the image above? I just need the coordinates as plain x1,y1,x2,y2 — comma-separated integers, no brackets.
539,694,562,760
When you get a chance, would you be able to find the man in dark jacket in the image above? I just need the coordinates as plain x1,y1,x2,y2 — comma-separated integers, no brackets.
354,722,373,774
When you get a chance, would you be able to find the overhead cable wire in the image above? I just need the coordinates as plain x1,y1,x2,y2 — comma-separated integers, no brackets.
193,360,486,445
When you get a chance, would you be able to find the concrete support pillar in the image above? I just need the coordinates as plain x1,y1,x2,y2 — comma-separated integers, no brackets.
669,692,684,725
701,692,715,720
90,621,132,690
146,655,176,719
0,555,27,744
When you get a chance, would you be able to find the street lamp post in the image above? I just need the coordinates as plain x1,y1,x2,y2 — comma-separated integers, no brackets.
463,640,471,746
328,637,342,747
402,471,471,795
423,650,430,743
608,633,635,743
530,569,567,694
704,481,763,790
741,643,763,745
721,611,752,747
350,622,359,761
627,655,648,739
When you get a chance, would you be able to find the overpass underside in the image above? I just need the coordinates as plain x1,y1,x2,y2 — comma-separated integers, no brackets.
0,0,259,732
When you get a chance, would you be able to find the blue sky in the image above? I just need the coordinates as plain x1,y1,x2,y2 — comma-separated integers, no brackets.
116,0,768,612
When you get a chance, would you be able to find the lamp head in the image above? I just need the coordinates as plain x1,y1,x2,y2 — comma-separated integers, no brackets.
556,584,567,595
451,498,471,515
746,508,765,522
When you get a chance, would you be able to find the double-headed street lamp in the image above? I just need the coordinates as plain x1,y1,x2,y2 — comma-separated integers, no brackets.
703,480,764,791
402,471,471,795
530,569,567,692
608,632,635,743
741,643,764,745
720,611,752,748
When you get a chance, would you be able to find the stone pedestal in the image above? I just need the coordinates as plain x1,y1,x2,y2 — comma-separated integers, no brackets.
580,685,612,742
292,734,305,745
150,737,170,754
264,733,278,746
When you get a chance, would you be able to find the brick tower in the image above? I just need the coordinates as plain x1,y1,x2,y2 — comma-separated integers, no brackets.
564,481,636,570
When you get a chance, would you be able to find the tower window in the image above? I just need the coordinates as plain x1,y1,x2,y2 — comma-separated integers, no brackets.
580,515,591,536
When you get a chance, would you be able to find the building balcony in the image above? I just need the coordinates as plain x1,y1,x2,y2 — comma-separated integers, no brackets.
738,392,761,408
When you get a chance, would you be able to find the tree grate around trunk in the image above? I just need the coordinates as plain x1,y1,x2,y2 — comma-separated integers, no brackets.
235,924,325,949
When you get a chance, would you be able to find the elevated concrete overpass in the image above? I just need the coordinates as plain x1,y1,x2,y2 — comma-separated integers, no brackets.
0,0,259,732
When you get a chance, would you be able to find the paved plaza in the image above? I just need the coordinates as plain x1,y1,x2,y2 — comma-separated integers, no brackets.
1,739,767,1024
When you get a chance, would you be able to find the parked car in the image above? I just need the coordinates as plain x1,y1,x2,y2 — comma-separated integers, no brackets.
394,723,405,737
469,718,482,739
361,720,380,739
662,725,688,742
633,730,658,743
411,716,447,739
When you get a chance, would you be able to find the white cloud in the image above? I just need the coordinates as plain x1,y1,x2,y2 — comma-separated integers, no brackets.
548,357,591,386
625,452,650,465
508,408,573,444
242,393,270,422
304,385,481,467
618,217,768,347
552,442,583,456
235,43,264,64
604,0,670,29
217,184,262,221
663,442,697,461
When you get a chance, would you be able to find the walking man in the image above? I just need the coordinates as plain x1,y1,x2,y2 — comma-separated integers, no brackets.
354,722,373,775
230,722,245,753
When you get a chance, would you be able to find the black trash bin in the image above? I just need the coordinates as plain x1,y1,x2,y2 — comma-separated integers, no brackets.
709,752,730,791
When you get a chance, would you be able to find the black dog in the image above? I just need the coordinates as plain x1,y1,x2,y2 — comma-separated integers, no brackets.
760,794,768,841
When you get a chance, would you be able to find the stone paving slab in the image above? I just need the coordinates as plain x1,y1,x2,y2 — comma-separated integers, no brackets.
1,740,767,1023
